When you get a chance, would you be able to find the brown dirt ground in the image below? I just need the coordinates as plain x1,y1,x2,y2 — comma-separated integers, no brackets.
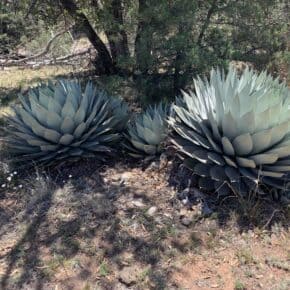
0,158,289,290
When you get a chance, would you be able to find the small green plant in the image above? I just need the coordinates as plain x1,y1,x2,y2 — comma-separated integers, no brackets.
124,103,169,158
42,254,65,278
234,280,247,290
82,283,91,290
98,260,110,277
4,80,129,166
139,267,151,282
236,248,255,265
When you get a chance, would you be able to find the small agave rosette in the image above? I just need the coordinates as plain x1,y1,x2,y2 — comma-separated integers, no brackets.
5,80,128,166
170,66,290,198
124,103,169,158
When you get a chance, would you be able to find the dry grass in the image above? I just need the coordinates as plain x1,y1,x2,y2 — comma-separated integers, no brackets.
0,65,88,119
0,66,77,91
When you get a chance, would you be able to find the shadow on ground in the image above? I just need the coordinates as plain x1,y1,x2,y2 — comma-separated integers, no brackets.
0,157,289,290
0,159,180,289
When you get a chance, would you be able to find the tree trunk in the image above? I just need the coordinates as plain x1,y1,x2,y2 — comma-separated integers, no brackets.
106,0,129,63
59,0,115,74
135,0,153,74
173,22,187,95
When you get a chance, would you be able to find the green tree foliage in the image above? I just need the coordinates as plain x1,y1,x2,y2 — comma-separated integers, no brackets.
0,1,26,54
1,0,289,101
0,0,68,55
220,0,288,68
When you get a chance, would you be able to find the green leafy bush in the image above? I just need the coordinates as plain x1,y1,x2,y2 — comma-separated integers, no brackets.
4,80,128,166
0,13,24,54
170,66,290,199
124,103,169,158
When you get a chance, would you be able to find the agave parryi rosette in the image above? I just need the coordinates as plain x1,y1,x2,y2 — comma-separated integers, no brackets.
170,66,290,199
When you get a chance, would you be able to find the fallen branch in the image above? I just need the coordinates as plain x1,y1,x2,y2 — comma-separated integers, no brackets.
0,25,73,66
54,48,92,62
0,49,92,69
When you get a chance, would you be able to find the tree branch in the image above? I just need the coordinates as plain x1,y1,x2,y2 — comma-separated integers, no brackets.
54,48,91,62
0,49,92,67
0,26,73,66
59,0,115,74
197,0,218,47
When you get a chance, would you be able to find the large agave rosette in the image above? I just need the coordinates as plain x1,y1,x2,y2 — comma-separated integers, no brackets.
4,80,128,166
170,67,290,198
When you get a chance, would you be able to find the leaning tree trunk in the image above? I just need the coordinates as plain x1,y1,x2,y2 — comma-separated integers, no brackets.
59,0,116,74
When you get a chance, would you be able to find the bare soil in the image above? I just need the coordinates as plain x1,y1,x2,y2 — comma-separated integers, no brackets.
0,158,289,290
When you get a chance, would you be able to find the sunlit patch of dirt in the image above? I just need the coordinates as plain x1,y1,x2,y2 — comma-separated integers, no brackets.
172,253,236,290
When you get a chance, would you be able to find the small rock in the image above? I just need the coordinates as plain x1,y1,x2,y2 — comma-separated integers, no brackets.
119,265,141,286
147,206,157,216
181,196,189,206
131,200,145,207
120,172,132,185
146,161,159,171
94,193,104,199
180,216,192,226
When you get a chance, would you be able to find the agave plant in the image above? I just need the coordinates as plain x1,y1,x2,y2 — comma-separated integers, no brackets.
124,103,169,158
170,66,290,198
109,96,130,131
4,80,129,166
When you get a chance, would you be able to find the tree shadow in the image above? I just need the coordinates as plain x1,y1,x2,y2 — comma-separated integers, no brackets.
0,159,95,289
0,185,54,289
0,159,181,290
2,156,288,289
